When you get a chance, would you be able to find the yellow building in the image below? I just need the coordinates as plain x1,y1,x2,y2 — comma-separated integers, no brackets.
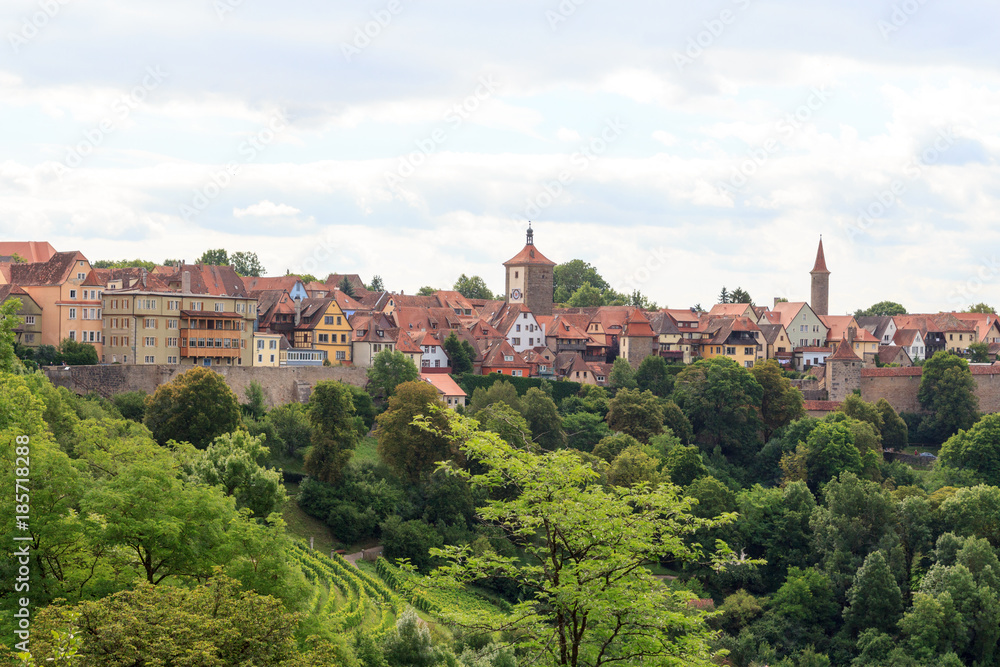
696,317,763,368
0,285,43,349
252,332,282,367
301,298,353,364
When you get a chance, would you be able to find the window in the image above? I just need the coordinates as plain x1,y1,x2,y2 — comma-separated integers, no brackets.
318,334,329,343
69,290,77,299
516,324,521,332
144,318,156,328
325,316,334,325
215,303,224,312
726,347,736,355
270,354,275,363
69,308,77,319
336,351,346,360
434,359,441,367
745,361,753,368
512,370,523,377
145,355,155,363
340,334,346,343
69,330,76,341
269,339,277,349
192,302,202,311
257,340,264,349
337,316,342,325
77,273,85,280
24,315,35,325
168,319,178,329
258,354,263,362
512,337,521,345
145,337,156,347
504,355,514,362
745,347,754,355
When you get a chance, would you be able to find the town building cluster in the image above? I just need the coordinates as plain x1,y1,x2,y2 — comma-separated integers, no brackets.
2,233,998,404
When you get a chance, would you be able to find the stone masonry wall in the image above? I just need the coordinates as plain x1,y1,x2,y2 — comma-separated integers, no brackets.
525,265,553,318
860,366,1000,415
45,364,369,407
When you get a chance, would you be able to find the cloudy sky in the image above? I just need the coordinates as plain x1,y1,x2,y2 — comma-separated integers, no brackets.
2,0,999,313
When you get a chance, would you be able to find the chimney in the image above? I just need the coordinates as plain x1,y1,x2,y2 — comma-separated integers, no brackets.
294,297,302,326
182,270,191,294
847,326,856,345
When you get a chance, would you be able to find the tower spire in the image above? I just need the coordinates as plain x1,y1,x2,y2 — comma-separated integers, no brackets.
526,222,534,246
810,236,830,316
811,236,829,274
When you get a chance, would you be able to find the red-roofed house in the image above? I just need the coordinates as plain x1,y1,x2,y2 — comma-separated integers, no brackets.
421,373,467,409
0,241,57,266
481,338,531,377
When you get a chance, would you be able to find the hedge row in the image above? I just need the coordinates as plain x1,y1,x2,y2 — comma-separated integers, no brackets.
453,373,583,403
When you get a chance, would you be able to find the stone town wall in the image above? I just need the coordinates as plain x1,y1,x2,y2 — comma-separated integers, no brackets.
44,364,369,407
860,366,1000,415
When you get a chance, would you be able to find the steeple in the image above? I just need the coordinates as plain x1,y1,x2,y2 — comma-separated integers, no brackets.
526,222,534,246
810,236,830,317
811,236,830,275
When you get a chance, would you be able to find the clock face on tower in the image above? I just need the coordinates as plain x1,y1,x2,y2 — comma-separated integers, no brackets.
510,288,522,301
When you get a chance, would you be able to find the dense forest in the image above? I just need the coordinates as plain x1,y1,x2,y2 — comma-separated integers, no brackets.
3,295,1000,665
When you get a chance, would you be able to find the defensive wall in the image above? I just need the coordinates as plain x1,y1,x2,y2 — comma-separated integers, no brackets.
860,365,1000,415
44,364,369,407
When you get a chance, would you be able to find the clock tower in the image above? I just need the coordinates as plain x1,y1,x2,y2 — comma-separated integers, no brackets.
503,224,555,317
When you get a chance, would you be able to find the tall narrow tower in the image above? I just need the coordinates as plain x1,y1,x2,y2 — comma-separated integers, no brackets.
810,237,830,317
503,224,555,317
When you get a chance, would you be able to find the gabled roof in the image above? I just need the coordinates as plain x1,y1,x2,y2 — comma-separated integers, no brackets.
878,345,912,366
622,308,656,338
0,241,57,263
0,284,35,304
330,289,365,312
707,303,754,318
421,373,467,398
827,336,862,362
855,316,895,341
893,328,922,347
757,323,788,345
763,301,812,327
548,315,591,341
241,275,303,292
324,274,367,292
163,264,248,297
819,315,859,342
396,332,423,354
481,338,529,368
467,318,505,340
647,311,681,336
9,251,87,287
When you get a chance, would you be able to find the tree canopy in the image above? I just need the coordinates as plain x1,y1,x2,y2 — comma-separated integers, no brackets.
854,301,908,317
144,367,242,448
918,351,979,442
453,274,496,300
367,348,420,400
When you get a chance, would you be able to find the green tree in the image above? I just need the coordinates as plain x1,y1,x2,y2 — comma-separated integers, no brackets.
111,390,148,422
346,384,377,433
553,259,609,303
635,355,673,397
91,258,157,270
875,398,908,450
0,298,24,373
197,248,229,265
770,566,839,630
380,516,445,574
443,332,475,375
752,359,805,441
804,421,863,489
662,444,708,486
188,430,286,517
607,445,662,488
937,485,1000,547
338,276,356,297
967,341,990,363
939,413,1000,486
854,301,907,317
416,286,436,296
672,357,764,460
144,367,242,448
453,274,496,300
430,413,732,667
24,575,303,665
661,399,694,444
561,411,610,453
964,302,995,314
918,352,979,442
728,287,753,305
376,381,453,482
476,402,532,449
57,338,99,365
304,380,359,484
686,475,735,519
607,357,637,391
843,551,903,635
606,388,663,443
592,432,642,463
566,281,605,307
241,380,267,420
368,275,385,291
367,348,420,400
520,387,566,450
266,402,312,457
230,251,265,277
468,380,521,415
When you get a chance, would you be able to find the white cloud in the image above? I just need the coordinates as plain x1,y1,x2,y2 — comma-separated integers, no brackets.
233,200,301,218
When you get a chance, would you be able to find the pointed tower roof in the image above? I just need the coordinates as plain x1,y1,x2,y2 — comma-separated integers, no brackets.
811,237,830,274
503,224,556,267
828,335,862,362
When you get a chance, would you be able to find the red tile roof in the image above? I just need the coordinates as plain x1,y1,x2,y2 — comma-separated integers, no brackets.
811,238,829,273
804,400,842,412
502,244,557,267
0,241,57,263
9,251,87,286
421,373,467,398
827,336,862,361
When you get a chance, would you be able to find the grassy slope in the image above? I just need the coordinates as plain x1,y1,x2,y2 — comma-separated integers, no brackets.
281,482,337,556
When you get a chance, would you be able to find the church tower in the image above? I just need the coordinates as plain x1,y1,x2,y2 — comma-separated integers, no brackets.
810,237,830,317
503,224,555,317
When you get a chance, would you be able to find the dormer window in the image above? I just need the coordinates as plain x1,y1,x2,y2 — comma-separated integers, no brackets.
504,355,514,361
376,330,384,337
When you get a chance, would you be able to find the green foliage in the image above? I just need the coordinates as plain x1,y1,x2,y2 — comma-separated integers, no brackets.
561,411,610,452
917,351,979,442
468,379,522,415
443,332,475,375
453,274,496,300
663,444,708,486
339,276,357,298
963,302,995,314
0,298,24,373
267,402,312,457
520,387,565,449
376,382,453,482
606,388,663,443
230,250,265,277
416,286,436,296
566,281,605,307
661,399,694,444
242,380,267,420
875,398,908,450
91,258,157,270
770,567,838,630
111,390,148,422
368,275,385,291
24,575,302,665
380,516,445,574
57,338,99,365
305,380,359,484
475,402,532,449
607,357,638,391
592,432,641,463
456,372,581,405
197,248,229,265
635,354,674,397
188,430,287,517
553,259,609,303
297,467,405,545
843,551,903,635
607,445,662,487
854,301,907,317
686,475,735,519
367,348,420,400
937,485,1000,547
803,421,863,488
430,412,732,667
752,359,805,441
939,413,1000,486
382,608,451,666
967,340,991,363
144,367,242,448
347,384,378,432
673,357,764,461
718,286,753,305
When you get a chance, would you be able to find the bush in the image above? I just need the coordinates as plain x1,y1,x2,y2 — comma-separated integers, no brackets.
380,516,444,573
112,390,148,422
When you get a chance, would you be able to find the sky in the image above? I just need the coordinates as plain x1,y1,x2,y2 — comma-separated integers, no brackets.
2,0,999,314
